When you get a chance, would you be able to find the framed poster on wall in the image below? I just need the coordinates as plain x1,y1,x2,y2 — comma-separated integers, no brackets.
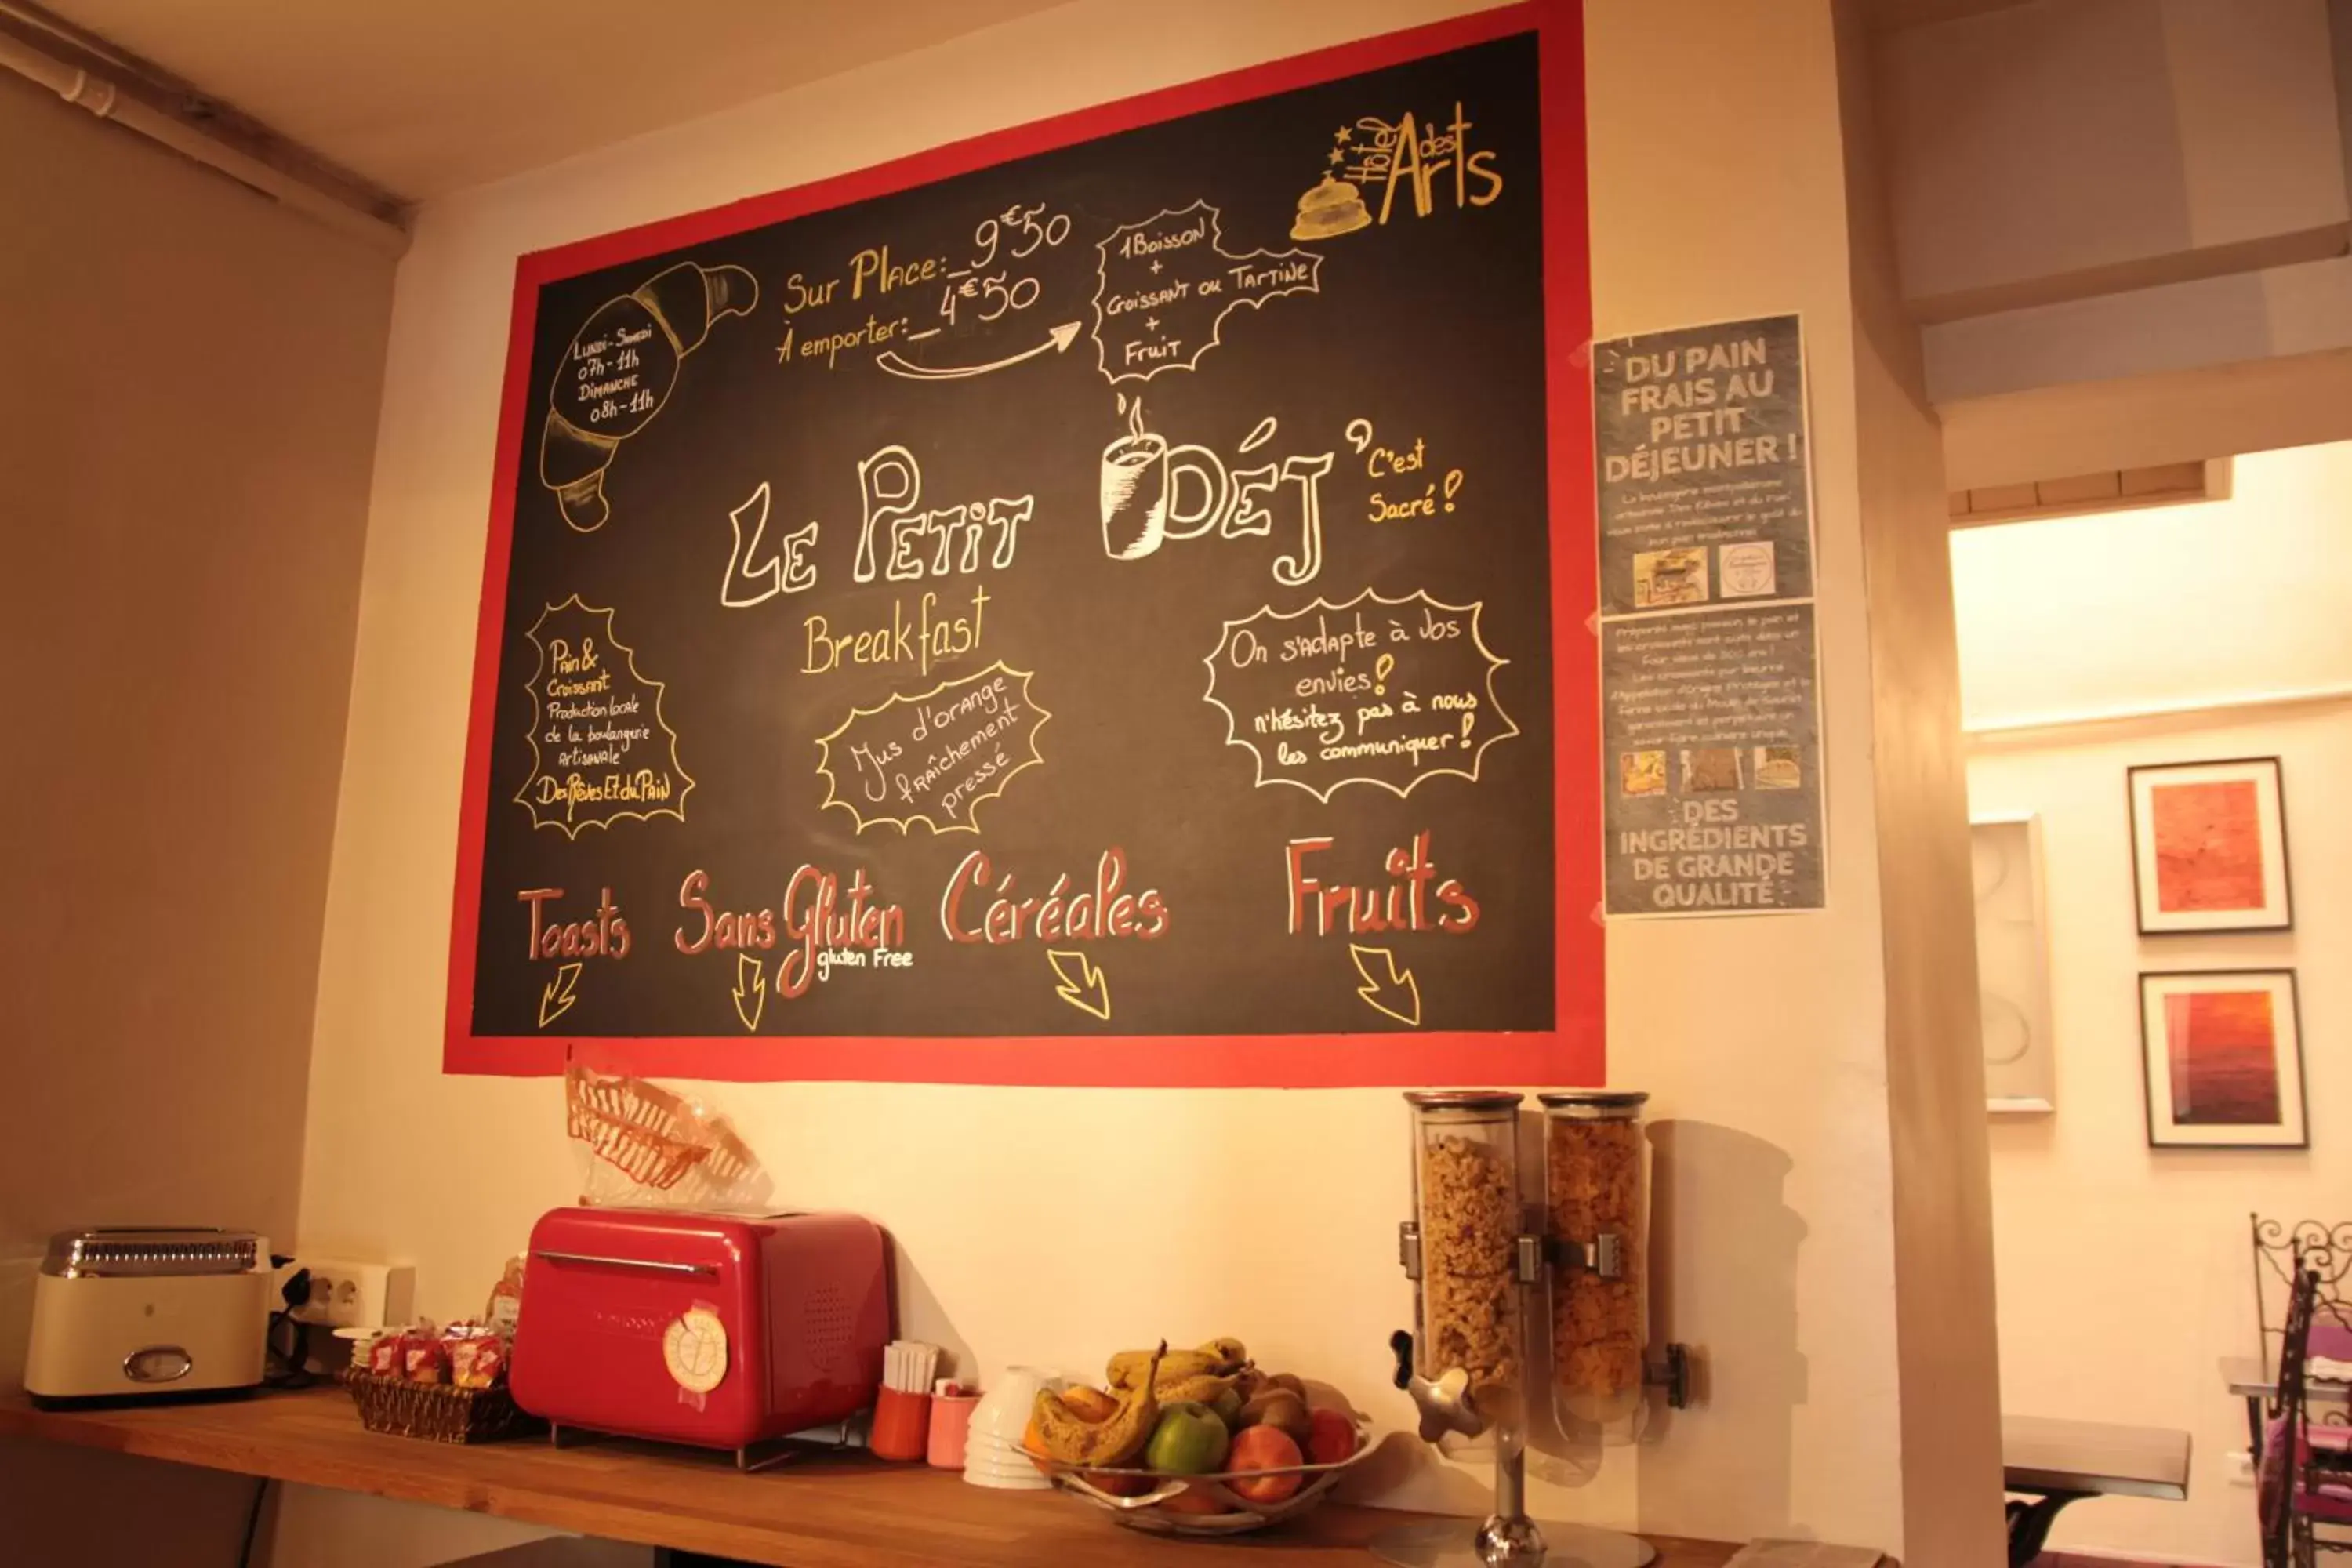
2128,757,2292,935
1972,815,2054,1113
2140,970,2307,1149
443,3,1602,1085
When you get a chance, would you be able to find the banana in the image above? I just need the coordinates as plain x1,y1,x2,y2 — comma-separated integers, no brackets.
1059,1385,1120,1422
1036,1343,1165,1467
1107,1346,1221,1389
1156,1372,1240,1406
1105,1338,1249,1389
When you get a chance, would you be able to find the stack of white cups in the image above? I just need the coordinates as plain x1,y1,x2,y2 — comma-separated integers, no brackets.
961,1366,1062,1490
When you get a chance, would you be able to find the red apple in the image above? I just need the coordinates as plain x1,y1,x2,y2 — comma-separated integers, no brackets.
1227,1424,1305,1504
1158,1483,1234,1515
1306,1408,1358,1466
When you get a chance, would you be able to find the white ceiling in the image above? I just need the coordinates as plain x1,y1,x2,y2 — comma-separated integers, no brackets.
31,0,2049,204
32,0,1070,201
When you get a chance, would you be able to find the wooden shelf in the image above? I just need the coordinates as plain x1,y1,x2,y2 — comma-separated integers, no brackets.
0,1388,1735,1567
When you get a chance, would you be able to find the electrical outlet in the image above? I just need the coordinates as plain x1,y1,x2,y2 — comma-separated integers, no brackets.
2229,1448,2257,1486
283,1259,414,1329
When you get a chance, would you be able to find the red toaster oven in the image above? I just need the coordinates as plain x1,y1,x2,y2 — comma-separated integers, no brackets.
511,1208,889,1458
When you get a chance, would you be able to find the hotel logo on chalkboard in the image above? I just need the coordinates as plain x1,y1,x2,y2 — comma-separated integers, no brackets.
1323,103,1504,225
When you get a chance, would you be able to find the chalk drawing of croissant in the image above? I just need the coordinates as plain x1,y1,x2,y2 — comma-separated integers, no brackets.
539,261,757,532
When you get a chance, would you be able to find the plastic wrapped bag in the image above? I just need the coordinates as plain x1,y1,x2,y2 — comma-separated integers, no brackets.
564,1061,771,1210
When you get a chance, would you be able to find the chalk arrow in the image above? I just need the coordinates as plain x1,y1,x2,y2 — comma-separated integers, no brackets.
539,962,583,1029
1348,945,1421,1028
877,321,1081,382
1047,949,1112,1022
731,953,767,1033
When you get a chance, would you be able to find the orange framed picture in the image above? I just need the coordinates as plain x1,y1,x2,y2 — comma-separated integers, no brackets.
2128,757,2292,935
2139,970,2306,1149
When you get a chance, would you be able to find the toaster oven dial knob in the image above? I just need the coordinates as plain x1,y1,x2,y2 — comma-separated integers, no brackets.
123,1345,193,1384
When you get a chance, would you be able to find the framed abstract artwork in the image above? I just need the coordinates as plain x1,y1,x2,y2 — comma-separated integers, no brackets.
2139,970,2306,1149
2128,757,2292,935
1972,815,2054,1113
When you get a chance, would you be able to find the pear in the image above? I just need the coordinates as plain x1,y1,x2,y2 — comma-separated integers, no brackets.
1236,1388,1313,1445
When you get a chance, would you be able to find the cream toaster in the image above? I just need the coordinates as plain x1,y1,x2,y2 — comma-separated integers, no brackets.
25,1228,273,1404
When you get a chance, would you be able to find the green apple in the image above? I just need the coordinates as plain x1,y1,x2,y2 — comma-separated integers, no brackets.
1145,1401,1232,1475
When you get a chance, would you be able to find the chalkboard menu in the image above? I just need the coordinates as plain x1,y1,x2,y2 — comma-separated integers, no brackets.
446,4,1599,1085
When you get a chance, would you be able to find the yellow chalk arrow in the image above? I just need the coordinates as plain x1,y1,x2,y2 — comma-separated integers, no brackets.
877,320,1081,381
732,953,767,1033
1047,949,1112,1022
538,961,583,1029
1348,945,1421,1028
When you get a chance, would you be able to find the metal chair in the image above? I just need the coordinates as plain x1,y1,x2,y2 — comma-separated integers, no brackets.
2260,1268,2314,1567
2260,1266,2352,1566
2254,1216,2352,1383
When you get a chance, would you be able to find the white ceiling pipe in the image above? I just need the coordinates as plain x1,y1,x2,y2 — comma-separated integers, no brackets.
0,29,407,256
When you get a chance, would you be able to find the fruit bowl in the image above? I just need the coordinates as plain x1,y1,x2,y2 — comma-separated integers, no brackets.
1036,1412,1377,1537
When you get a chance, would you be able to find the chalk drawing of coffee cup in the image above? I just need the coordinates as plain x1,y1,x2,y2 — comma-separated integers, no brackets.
1101,397,1170,561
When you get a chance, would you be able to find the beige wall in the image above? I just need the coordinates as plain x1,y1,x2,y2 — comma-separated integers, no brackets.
1960,443,2352,1568
1955,443,2352,724
286,0,1993,1559
0,65,393,1568
1585,0,1926,1549
1838,0,2008,1559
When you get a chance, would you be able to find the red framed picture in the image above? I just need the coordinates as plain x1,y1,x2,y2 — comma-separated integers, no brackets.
2129,757,2292,935
2140,970,2307,1149
445,2,1600,1085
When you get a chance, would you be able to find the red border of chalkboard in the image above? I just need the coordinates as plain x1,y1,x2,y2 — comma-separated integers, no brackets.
446,0,1598,1085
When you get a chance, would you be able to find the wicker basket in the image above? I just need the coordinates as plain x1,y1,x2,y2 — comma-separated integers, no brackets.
343,1369,535,1444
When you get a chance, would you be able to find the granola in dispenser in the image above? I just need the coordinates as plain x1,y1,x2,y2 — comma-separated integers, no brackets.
1417,1133,1523,1394
1548,1114,1644,1412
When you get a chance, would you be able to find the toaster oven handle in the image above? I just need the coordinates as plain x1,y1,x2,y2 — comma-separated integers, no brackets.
532,1250,719,1277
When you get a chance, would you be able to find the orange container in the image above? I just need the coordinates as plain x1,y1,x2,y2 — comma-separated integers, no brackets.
869,1386,930,1461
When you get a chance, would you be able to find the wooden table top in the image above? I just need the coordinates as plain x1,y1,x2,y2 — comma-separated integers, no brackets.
0,1388,1737,1568
2000,1414,2190,1501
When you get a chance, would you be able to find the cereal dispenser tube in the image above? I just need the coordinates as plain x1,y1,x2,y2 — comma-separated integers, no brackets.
1541,1090,1689,1431
1377,1090,1690,1568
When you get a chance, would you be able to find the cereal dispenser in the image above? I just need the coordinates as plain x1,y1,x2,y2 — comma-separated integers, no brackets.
1541,1090,1680,1432
1381,1090,1687,1568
